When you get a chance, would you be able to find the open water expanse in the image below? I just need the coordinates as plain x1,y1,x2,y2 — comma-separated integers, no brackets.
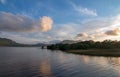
0,47,120,77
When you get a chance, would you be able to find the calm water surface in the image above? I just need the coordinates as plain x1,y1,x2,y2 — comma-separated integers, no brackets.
0,47,120,77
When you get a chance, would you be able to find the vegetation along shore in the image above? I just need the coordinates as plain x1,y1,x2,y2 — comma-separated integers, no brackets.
47,40,120,57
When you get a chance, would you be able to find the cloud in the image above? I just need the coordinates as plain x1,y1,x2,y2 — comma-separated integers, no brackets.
0,12,53,32
0,0,6,4
105,28,120,36
1,12,120,43
45,24,75,41
40,16,53,32
71,2,97,16
49,14,120,41
76,33,88,38
75,32,90,40
89,35,95,39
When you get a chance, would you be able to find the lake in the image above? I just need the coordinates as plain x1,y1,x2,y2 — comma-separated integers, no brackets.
0,47,120,77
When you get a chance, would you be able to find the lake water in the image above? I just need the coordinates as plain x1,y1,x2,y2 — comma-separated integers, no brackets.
0,47,120,77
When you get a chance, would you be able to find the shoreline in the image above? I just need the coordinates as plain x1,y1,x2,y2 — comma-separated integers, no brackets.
65,49,120,57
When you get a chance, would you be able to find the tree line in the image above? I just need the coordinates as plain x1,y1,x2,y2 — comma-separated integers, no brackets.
47,40,120,50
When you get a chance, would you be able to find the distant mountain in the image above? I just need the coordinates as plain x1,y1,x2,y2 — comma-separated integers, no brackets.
0,38,35,46
49,40,62,44
33,40,62,46
0,38,49,47
0,37,80,47
34,40,78,45
47,40,79,44
60,40,78,44
33,43,48,46
0,38,19,46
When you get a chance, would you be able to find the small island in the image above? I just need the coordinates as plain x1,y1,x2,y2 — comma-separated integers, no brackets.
47,40,120,57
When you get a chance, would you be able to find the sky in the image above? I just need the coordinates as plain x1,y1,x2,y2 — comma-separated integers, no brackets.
0,0,120,44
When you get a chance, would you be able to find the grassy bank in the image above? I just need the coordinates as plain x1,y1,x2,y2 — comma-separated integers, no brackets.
65,49,120,57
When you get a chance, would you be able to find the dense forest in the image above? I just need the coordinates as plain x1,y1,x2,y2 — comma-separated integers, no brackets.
47,40,120,50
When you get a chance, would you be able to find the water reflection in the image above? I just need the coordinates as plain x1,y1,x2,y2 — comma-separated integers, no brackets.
39,59,53,77
0,47,120,77
81,56,90,63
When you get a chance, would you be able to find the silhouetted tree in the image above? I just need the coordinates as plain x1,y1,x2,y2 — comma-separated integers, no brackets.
47,40,120,50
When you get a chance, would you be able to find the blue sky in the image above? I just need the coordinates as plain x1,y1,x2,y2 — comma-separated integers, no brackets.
0,0,120,44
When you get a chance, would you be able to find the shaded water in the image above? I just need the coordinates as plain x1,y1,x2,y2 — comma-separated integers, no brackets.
0,47,120,77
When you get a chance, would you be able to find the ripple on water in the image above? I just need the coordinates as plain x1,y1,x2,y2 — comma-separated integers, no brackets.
0,47,120,77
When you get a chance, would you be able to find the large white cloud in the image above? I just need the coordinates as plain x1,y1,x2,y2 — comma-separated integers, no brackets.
0,12,53,32
40,16,53,32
